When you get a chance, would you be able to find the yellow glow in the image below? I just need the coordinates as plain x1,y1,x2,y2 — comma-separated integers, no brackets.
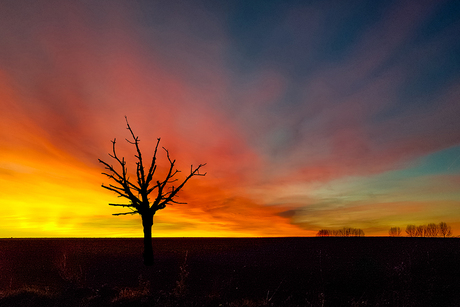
0,144,311,237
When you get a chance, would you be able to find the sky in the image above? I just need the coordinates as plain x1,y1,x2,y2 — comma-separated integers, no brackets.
1,0,460,237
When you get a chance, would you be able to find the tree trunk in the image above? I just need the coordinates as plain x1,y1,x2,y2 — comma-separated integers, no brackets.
142,214,154,266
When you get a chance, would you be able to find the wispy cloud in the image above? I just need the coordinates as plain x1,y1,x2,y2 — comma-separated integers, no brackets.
0,0,459,236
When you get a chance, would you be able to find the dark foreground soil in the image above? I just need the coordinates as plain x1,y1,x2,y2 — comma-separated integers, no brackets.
0,237,459,306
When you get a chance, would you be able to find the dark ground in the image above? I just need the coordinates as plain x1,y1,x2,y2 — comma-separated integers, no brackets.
0,237,459,306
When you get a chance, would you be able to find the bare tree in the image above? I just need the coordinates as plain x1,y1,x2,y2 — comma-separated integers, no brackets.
316,229,330,237
99,117,206,266
405,225,416,237
439,222,453,238
426,223,439,237
321,227,364,237
389,227,401,237
405,222,453,238
332,229,342,236
415,225,427,237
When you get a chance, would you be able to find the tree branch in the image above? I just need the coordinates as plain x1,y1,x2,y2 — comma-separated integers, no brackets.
125,116,146,188
101,184,131,199
145,138,160,187
109,203,137,208
155,163,207,210
112,211,139,216
170,199,187,205
100,117,207,218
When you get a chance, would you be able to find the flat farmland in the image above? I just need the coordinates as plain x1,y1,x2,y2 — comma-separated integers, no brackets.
0,237,459,306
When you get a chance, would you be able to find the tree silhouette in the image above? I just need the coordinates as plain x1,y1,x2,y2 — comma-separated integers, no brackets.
439,222,452,238
426,223,439,237
405,224,416,237
405,222,453,237
415,225,426,237
99,117,206,266
316,229,330,237
316,227,364,237
389,227,401,237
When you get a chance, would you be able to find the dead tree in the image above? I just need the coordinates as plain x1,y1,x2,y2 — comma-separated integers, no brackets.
405,224,416,237
439,222,453,238
316,229,330,237
389,227,401,237
99,117,206,266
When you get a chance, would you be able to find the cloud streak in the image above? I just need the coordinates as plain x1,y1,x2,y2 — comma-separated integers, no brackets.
0,0,459,237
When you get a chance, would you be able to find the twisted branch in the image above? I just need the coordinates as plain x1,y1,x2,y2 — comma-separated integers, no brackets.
99,117,206,216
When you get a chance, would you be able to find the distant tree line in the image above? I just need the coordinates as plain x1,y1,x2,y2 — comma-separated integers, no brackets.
405,222,453,237
316,222,453,237
316,227,365,237
388,222,453,237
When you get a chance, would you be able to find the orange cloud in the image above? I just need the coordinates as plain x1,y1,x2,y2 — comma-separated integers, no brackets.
0,66,304,237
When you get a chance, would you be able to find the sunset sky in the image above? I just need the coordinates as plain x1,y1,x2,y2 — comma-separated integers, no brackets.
1,0,460,237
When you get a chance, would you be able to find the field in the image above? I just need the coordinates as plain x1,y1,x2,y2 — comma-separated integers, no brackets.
0,237,459,306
